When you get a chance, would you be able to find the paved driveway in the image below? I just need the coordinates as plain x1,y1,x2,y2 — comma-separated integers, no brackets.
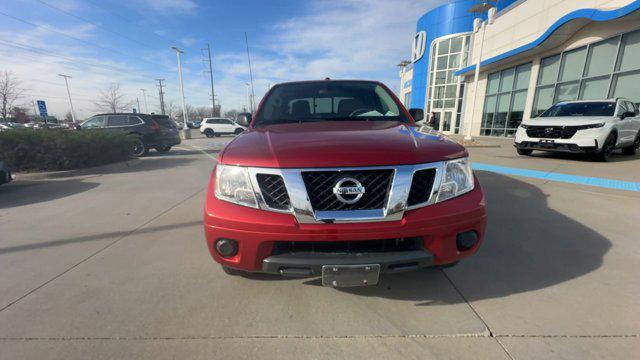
0,137,638,359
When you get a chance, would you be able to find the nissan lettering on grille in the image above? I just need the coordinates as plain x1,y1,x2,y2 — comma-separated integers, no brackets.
332,178,365,204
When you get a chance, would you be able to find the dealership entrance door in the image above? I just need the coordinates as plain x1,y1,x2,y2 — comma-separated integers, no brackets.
435,110,456,134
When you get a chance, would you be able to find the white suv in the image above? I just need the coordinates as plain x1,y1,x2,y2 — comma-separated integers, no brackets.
515,99,640,161
199,118,246,138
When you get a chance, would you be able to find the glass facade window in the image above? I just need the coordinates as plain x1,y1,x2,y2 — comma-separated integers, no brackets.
481,63,532,136
533,29,640,116
426,33,471,134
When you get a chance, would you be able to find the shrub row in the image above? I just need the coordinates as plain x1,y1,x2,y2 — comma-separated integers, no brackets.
0,129,132,171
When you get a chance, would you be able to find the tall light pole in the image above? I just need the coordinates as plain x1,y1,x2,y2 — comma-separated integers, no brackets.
245,83,251,113
172,46,189,135
58,74,76,123
244,32,256,113
464,2,495,140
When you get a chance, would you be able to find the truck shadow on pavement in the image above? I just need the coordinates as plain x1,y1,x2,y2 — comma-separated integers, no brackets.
334,171,612,305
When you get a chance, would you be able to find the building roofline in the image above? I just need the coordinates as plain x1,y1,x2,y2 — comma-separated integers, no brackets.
455,0,640,76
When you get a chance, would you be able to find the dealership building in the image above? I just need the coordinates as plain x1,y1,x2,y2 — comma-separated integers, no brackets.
399,0,640,137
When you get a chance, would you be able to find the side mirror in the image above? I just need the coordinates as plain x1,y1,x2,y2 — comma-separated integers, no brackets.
409,108,424,122
236,114,251,127
620,111,635,120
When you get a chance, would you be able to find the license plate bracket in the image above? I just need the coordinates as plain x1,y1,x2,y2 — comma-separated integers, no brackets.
321,264,380,287
539,139,555,147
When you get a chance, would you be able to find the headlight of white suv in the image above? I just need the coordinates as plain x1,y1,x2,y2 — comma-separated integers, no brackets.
215,165,258,208
436,157,474,203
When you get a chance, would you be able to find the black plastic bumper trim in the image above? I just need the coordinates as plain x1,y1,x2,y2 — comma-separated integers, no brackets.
262,250,435,277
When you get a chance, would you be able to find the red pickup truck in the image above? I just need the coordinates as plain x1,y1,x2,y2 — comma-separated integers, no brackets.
204,80,486,287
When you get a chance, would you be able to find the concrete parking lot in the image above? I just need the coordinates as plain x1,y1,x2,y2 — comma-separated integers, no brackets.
0,135,639,359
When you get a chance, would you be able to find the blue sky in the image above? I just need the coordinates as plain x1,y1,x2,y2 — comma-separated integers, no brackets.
1,0,444,118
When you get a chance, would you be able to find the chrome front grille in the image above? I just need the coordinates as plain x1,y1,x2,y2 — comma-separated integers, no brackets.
301,170,394,211
256,174,291,210
248,162,445,224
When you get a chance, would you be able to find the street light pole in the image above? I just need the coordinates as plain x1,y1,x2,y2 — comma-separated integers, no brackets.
58,74,76,123
172,46,189,135
245,83,251,113
464,1,495,140
140,89,149,113
465,21,486,141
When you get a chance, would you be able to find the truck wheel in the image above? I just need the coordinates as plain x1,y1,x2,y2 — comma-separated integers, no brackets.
517,148,533,156
221,265,242,276
593,134,616,162
621,133,639,155
204,129,215,138
128,136,148,157
155,145,172,153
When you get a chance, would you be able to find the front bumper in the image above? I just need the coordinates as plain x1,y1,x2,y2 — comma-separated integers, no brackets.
515,141,598,153
514,126,607,153
204,175,487,274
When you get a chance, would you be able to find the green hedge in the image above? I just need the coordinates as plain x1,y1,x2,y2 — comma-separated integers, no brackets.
0,129,132,171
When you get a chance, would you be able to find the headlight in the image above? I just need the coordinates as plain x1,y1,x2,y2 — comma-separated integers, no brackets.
576,123,605,129
214,165,258,208
436,157,474,203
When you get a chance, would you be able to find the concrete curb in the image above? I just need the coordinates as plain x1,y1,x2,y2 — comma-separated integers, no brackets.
15,158,142,181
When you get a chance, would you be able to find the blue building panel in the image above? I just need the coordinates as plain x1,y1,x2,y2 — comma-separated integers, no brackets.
410,0,517,110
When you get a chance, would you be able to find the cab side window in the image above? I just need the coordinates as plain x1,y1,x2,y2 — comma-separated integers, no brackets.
83,116,105,128
107,115,129,127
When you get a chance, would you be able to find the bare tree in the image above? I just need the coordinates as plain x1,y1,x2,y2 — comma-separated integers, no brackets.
11,106,29,123
0,71,25,120
94,83,133,113
165,100,178,119
63,111,74,122
223,109,239,120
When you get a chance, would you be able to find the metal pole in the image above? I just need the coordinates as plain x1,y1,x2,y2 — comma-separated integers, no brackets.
206,43,216,117
245,83,251,113
244,32,256,113
31,99,38,122
465,21,486,140
58,74,76,123
140,89,148,113
172,46,189,130
156,79,166,115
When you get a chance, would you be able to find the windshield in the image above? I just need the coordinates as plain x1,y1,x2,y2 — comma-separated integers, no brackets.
254,81,408,126
540,102,615,117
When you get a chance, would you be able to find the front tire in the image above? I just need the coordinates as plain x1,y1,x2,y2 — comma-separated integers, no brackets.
234,128,244,135
517,148,533,156
621,133,639,155
204,129,215,138
593,134,616,162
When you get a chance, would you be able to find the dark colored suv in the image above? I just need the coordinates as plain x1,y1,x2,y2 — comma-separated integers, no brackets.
80,113,181,156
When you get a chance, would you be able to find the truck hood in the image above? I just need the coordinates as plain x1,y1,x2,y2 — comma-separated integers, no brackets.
522,116,610,126
218,121,466,168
